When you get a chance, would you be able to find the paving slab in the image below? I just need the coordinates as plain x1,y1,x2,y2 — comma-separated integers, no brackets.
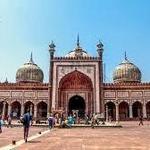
16,121,150,150
0,126,47,148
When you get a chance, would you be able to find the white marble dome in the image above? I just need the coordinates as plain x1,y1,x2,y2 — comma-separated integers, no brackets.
113,57,141,83
16,54,44,83
65,49,90,57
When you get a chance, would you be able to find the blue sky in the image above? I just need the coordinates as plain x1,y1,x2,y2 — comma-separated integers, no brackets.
0,0,150,82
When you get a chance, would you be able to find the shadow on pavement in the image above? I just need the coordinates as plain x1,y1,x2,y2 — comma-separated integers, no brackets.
28,140,41,144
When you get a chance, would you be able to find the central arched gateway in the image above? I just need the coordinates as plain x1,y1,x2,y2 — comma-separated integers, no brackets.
68,95,85,117
58,70,93,114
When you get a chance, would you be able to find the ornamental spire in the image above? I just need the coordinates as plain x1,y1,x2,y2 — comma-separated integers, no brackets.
77,34,80,47
29,52,34,63
4,77,8,83
49,40,56,59
125,51,127,60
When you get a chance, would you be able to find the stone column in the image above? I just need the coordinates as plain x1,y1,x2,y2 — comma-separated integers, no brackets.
30,104,33,116
143,102,147,118
129,103,133,118
2,101,6,119
21,104,24,116
106,105,109,122
47,105,50,118
7,104,11,116
116,103,119,122
34,104,37,119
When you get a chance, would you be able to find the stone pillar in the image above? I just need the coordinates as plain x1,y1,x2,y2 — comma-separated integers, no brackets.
30,104,33,116
143,103,147,118
2,102,6,119
116,103,119,122
129,103,133,118
106,105,109,122
34,104,37,119
47,106,50,118
7,104,11,116
21,104,24,116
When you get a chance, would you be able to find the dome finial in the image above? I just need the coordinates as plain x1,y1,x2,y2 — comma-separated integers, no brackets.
77,33,80,47
4,77,8,83
29,52,34,63
125,51,127,60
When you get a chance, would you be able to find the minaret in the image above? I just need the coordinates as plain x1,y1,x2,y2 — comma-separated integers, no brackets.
97,40,104,60
97,40,104,114
48,41,56,115
49,41,56,85
49,41,56,60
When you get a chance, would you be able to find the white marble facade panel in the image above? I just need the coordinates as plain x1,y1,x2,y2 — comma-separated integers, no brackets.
37,91,48,98
104,91,115,98
12,91,23,98
144,91,150,97
0,91,10,97
131,91,143,98
24,91,36,98
117,91,129,98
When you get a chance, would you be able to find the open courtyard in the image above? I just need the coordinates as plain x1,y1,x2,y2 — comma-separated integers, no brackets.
0,121,150,150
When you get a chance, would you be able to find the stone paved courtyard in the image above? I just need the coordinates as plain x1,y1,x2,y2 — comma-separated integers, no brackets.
1,122,150,150
0,126,47,148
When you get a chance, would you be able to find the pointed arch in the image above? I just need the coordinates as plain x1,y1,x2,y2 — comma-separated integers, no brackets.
24,101,34,115
11,101,21,118
146,101,150,119
105,101,116,121
132,101,142,118
37,101,47,118
59,70,93,90
119,101,129,120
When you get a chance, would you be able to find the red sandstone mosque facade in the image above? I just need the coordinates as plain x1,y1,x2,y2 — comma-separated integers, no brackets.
0,37,150,121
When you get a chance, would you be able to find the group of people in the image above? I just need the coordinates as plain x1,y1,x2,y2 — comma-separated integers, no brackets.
47,113,75,129
47,113,105,128
0,110,145,143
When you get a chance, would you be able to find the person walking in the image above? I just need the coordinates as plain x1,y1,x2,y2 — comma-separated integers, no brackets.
48,114,55,129
139,115,144,126
22,109,32,142
7,115,12,128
